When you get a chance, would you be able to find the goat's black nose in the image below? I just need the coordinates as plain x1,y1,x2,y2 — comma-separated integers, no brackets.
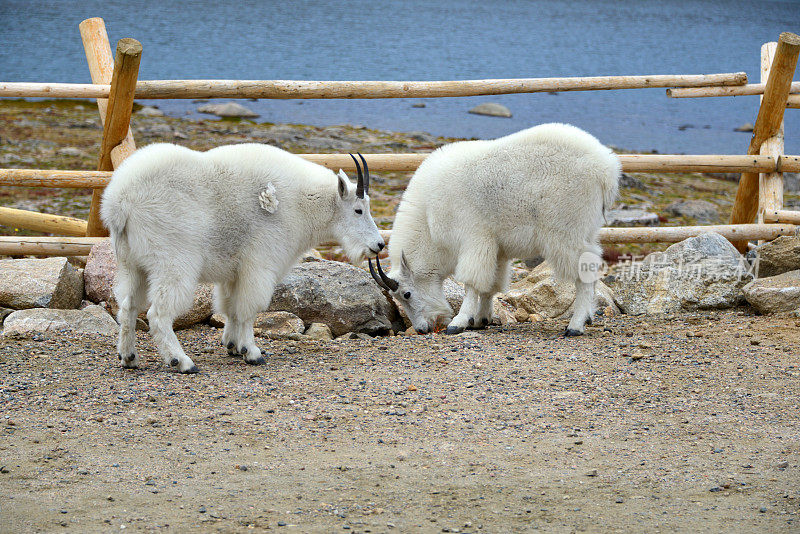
377,242,385,251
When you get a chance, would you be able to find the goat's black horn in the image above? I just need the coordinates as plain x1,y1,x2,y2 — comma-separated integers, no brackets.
357,152,369,196
350,153,364,198
375,256,399,291
369,259,392,292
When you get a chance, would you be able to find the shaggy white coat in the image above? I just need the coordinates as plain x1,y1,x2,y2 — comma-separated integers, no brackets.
385,123,620,335
102,143,384,372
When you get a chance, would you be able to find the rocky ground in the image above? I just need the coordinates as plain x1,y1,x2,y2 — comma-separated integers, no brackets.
1,101,800,532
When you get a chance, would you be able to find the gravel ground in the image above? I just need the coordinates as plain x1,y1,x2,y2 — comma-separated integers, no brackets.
1,310,799,533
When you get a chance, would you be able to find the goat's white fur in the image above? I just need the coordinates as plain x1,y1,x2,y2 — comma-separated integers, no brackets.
101,143,384,372
385,123,620,335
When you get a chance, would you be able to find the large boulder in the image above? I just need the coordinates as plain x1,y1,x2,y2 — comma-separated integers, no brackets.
210,310,305,338
198,102,259,118
84,240,116,303
742,270,800,314
665,199,719,224
606,207,660,227
269,260,403,336
611,232,750,315
752,236,800,278
468,103,512,118
2,305,118,338
499,262,618,319
0,257,83,310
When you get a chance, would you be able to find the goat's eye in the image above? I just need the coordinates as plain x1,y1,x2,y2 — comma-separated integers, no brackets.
355,209,363,215
403,291,411,299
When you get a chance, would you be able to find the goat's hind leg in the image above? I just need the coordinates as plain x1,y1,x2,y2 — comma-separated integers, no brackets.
114,262,148,369
147,272,200,373
565,279,595,336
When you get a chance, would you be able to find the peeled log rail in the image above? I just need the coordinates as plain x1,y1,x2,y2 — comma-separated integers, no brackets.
0,224,794,257
667,81,800,98
0,72,748,100
3,154,800,189
764,209,800,224
0,236,105,257
0,207,88,236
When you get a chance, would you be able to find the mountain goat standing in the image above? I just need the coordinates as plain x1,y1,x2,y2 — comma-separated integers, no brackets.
370,123,620,336
102,144,384,373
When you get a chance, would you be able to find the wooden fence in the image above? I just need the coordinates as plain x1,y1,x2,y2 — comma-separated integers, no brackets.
0,18,798,256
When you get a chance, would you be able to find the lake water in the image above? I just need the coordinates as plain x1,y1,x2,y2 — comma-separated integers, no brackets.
1,0,799,154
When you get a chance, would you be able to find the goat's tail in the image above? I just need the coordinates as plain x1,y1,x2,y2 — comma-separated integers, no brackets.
99,186,130,261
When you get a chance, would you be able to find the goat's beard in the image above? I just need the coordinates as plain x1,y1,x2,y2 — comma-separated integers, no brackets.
338,237,367,266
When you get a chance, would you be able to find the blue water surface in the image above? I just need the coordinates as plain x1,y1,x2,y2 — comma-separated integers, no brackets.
1,0,798,153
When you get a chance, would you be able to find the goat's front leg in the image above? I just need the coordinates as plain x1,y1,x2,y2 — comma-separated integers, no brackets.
446,286,482,334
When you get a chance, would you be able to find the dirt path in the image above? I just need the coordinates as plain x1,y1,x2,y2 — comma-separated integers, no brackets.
1,310,799,533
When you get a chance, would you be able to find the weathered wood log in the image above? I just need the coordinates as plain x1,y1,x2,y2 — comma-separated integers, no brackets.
0,72,749,100
730,32,800,252
80,18,139,237
0,236,106,256
666,81,800,98
757,42,785,227
0,207,88,236
764,210,800,224
3,154,800,189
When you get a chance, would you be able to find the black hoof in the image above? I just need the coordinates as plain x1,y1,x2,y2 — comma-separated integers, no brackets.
170,358,179,367
118,354,122,361
481,317,489,326
245,356,266,366
586,316,593,325
468,317,475,326
240,346,247,354
125,354,136,364
227,342,235,350
181,365,200,374
564,328,584,337
445,325,465,335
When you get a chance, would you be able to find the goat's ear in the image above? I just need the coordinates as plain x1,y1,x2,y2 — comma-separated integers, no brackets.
337,169,351,199
400,251,412,277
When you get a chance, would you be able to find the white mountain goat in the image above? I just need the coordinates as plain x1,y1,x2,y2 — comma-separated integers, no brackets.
369,123,620,336
102,144,384,373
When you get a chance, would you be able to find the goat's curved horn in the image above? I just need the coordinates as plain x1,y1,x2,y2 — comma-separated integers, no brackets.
349,153,365,198
357,152,369,196
369,259,392,292
372,256,399,291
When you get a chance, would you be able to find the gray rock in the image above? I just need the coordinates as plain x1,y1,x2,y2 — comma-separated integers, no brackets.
210,310,305,338
198,102,259,118
84,240,116,303
742,270,800,314
612,233,751,315
0,257,83,310
499,262,618,319
137,123,173,137
665,199,719,224
269,260,402,336
752,236,800,277
783,172,800,194
137,106,164,117
172,284,214,330
735,123,754,132
606,208,660,227
2,305,118,338
56,147,86,157
304,322,333,341
468,103,512,118
619,173,646,189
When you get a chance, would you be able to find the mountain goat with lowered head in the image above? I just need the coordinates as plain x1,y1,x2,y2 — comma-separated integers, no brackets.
369,123,620,336
102,144,384,373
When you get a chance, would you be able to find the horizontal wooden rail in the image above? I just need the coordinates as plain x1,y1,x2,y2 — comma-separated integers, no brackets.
0,207,88,236
0,72,748,100
0,224,794,257
2,154,800,189
667,81,800,98
764,209,800,224
0,236,105,256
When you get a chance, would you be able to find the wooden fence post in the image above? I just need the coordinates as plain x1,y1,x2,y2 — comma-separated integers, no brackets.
79,18,140,237
729,32,800,252
758,42,785,226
